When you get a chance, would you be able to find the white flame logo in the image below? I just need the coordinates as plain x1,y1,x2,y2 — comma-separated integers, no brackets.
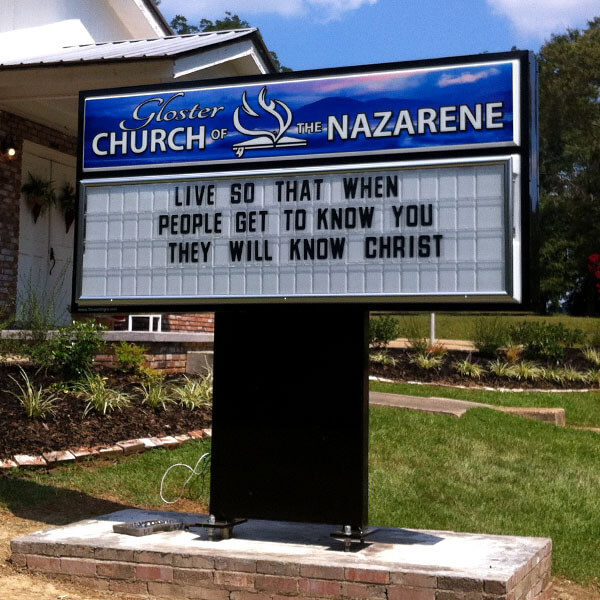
233,87,292,143
232,87,306,158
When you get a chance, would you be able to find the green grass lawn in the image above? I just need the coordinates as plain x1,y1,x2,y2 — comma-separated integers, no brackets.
1,408,599,586
371,380,600,428
380,312,600,342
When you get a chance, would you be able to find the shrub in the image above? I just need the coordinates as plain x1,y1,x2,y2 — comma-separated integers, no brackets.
426,343,448,358
472,317,508,357
33,320,106,378
8,367,58,419
114,341,148,374
172,374,213,409
368,315,401,351
508,322,585,362
504,344,524,364
404,317,429,353
454,358,485,379
410,352,443,370
74,374,130,415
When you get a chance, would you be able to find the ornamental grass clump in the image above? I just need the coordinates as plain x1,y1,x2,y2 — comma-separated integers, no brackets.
410,351,443,370
509,361,543,381
472,316,508,357
453,358,486,379
138,378,173,411
74,373,131,416
487,359,515,378
172,373,213,409
8,367,58,419
370,352,397,367
582,347,600,367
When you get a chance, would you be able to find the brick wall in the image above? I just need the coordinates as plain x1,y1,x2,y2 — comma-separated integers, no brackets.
99,313,215,333
0,110,77,315
95,341,213,374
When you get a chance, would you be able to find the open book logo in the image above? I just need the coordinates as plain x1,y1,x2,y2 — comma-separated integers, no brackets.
232,87,307,158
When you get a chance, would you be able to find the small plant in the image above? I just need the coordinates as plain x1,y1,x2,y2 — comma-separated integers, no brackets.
21,172,56,223
581,347,600,367
368,315,401,351
454,358,485,379
487,359,514,378
172,373,213,409
426,343,448,358
8,367,58,419
114,341,147,374
35,320,106,378
74,374,131,415
540,367,566,385
57,181,76,232
510,361,542,381
138,378,173,411
411,352,443,370
559,366,587,383
404,317,429,353
585,369,600,385
472,316,508,357
508,321,585,362
504,344,524,364
370,352,397,367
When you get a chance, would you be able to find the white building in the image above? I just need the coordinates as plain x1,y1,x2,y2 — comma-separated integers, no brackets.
0,0,275,326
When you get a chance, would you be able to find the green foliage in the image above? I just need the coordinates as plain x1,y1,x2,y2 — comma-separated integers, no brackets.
472,316,507,357
404,317,429,353
32,320,105,378
509,361,543,381
453,358,485,379
370,352,397,367
170,11,291,72
73,374,131,416
410,352,443,370
138,378,173,411
8,367,58,419
368,315,401,350
582,346,600,366
172,374,213,410
487,359,514,378
537,18,600,313
508,321,584,362
114,341,147,374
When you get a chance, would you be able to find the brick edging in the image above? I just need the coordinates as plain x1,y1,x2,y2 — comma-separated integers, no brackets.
0,429,212,470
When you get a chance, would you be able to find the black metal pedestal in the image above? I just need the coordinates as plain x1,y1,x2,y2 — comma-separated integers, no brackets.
209,306,369,530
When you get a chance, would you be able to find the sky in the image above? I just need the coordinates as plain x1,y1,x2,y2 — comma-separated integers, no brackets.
157,0,599,71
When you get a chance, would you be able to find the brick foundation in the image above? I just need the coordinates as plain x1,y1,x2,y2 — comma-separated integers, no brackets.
11,511,553,600
0,110,77,315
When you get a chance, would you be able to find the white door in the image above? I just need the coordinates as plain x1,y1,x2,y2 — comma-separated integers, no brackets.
17,141,76,326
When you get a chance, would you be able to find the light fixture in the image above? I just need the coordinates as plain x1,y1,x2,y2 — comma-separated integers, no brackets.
1,136,18,160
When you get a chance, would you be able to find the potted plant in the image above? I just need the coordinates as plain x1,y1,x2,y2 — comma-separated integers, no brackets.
58,181,76,232
21,172,55,223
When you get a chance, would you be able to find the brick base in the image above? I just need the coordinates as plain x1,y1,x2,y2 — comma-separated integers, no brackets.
11,511,553,600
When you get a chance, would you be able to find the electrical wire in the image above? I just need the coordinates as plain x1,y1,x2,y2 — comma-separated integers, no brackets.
159,452,211,505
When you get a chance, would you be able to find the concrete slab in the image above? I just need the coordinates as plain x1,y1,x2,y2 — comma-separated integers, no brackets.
369,391,484,418
11,509,552,600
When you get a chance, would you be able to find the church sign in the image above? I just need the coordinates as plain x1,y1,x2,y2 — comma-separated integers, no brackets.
74,51,536,310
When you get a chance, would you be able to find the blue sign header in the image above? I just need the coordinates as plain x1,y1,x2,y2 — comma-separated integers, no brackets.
82,59,519,171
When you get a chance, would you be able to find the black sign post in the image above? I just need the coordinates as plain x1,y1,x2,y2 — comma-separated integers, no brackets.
210,307,369,532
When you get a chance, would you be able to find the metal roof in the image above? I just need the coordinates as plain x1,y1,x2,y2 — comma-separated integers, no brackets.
0,29,258,67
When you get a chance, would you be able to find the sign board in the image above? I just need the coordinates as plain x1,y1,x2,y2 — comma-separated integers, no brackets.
75,51,537,311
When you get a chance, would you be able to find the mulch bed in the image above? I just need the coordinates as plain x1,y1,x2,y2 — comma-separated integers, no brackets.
369,347,598,390
0,363,210,458
1,347,596,459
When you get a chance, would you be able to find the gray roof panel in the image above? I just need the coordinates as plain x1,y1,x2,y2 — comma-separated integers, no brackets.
0,30,257,67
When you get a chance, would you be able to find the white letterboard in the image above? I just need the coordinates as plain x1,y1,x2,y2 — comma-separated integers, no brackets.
77,158,520,305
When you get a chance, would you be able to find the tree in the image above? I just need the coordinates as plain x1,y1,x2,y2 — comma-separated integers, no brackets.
537,17,600,314
170,12,291,72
